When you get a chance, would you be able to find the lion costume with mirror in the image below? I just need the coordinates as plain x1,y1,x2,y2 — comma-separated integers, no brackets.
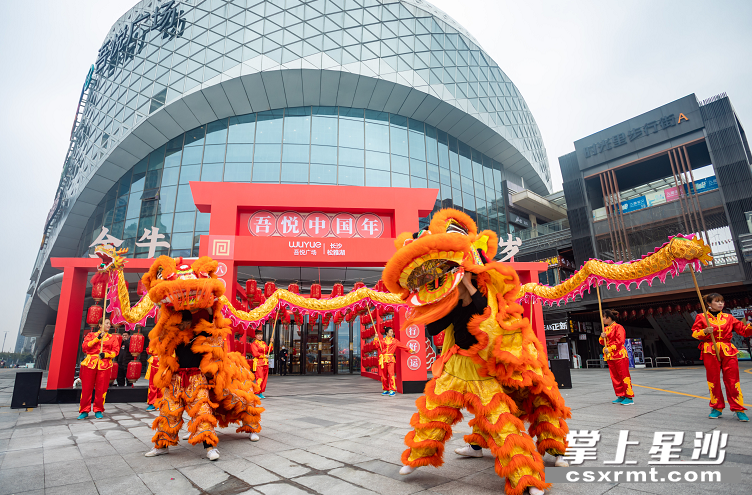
383,209,571,495
143,255,263,451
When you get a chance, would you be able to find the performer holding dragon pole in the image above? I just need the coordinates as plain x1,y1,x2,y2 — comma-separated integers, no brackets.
142,256,264,460
250,329,271,399
374,326,416,397
78,318,119,419
384,209,570,495
692,293,752,421
145,347,161,412
598,309,634,405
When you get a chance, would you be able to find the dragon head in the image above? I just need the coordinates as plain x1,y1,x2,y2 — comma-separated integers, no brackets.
94,243,129,273
141,256,225,311
382,209,498,308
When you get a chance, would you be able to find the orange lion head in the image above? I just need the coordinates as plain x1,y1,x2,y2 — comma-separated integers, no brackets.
141,256,225,311
382,209,498,310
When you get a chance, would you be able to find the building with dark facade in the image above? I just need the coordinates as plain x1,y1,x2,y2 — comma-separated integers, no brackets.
21,0,553,371
520,93,752,365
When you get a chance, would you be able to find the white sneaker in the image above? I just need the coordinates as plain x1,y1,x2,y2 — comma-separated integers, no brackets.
249,433,260,442
555,455,569,467
206,448,220,461
528,487,545,495
182,432,191,440
454,445,483,457
144,447,169,457
399,465,415,475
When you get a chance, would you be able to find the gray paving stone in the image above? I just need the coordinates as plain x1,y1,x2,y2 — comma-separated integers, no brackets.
329,466,423,495
46,481,99,495
278,448,344,470
307,443,376,464
85,453,137,480
78,439,119,458
44,458,93,487
253,483,312,495
139,468,201,495
178,462,230,490
247,453,311,478
214,457,281,485
293,474,379,495
0,464,44,495
44,445,84,463
0,446,43,468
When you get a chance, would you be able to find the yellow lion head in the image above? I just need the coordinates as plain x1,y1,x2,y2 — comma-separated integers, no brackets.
141,256,225,312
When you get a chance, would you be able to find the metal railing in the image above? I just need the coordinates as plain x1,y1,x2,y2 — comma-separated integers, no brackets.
518,218,570,241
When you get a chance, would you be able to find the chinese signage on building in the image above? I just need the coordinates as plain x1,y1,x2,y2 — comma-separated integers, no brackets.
245,211,386,239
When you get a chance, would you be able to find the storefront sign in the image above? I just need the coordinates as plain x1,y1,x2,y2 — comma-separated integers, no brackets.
545,321,569,332
405,325,421,339
621,196,647,214
583,113,688,159
406,354,422,370
246,211,386,238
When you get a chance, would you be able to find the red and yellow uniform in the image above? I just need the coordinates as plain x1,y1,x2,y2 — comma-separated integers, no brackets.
250,340,272,393
79,331,119,413
375,335,410,392
599,323,634,398
145,352,162,406
692,311,752,412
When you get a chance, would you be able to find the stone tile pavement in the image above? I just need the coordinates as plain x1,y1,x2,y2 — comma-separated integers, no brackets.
0,364,751,494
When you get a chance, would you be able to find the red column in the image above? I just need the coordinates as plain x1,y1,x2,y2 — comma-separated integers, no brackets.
47,266,88,389
394,307,427,393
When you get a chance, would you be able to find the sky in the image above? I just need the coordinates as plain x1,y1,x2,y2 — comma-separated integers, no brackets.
1,0,751,352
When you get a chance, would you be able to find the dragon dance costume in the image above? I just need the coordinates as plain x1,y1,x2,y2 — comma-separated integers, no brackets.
79,331,119,414
249,338,271,395
144,256,264,450
383,209,571,495
691,311,752,413
599,322,634,400
376,335,410,393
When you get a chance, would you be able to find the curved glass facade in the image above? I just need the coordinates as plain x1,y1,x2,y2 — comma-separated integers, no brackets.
77,105,508,259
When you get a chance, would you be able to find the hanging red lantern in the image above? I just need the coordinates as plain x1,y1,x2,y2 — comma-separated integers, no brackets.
288,283,300,294
91,279,106,302
731,299,739,308
695,302,702,312
246,279,257,295
361,312,372,325
353,281,365,291
126,360,142,381
331,283,344,298
673,304,681,314
434,331,445,347
310,283,322,299
129,332,145,356
374,280,386,292
629,310,637,320
744,297,750,307
109,362,119,383
684,303,693,313
264,282,276,298
647,308,654,316
638,309,645,319
137,280,148,296
86,304,103,330
656,306,664,316
620,311,628,321
665,305,673,314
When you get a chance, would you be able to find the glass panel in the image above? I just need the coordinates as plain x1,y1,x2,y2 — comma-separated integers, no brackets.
408,132,426,162
158,186,177,214
390,115,408,156
338,166,364,186
195,212,210,231
228,114,256,143
448,135,460,174
172,211,196,232
282,144,310,163
366,169,390,187
202,144,226,163
311,116,338,146
427,163,440,183
184,125,206,147
410,159,426,178
339,116,364,149
145,170,161,190
283,107,311,144
305,318,319,374
254,143,282,163
164,148,182,168
123,218,138,239
281,162,309,183
224,162,252,182
161,167,179,186
365,150,390,171
321,319,334,373
148,145,166,170
411,176,427,188
391,154,408,174
338,147,364,167
255,110,284,144
175,185,195,212
365,121,389,152
179,165,200,184
205,119,228,145
131,172,146,193
392,172,410,188
181,146,203,165
253,162,281,182
310,164,337,184
459,142,473,179
201,163,223,181
126,193,141,219
226,144,254,162
426,125,439,164
171,232,193,249
310,145,337,165
155,213,172,232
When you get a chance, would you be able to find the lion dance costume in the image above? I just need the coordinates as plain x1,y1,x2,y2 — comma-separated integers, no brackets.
599,322,634,400
79,331,119,414
383,209,571,495
691,311,752,413
144,256,264,448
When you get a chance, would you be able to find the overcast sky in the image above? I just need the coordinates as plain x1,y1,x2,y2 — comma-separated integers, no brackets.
1,0,751,352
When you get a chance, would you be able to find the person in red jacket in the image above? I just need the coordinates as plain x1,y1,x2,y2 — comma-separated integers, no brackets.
145,348,162,411
692,293,752,421
375,327,415,397
599,309,634,406
250,329,271,398
78,318,119,419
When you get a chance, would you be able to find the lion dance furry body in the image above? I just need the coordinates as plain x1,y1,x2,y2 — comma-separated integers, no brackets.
143,255,264,448
382,209,571,495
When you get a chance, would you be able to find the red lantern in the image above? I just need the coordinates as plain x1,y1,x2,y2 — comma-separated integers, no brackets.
620,311,628,321
126,360,142,381
332,283,344,298
91,280,106,301
647,308,654,316
629,310,637,320
638,309,645,319
374,280,386,292
129,332,145,356
434,331,445,347
110,362,119,382
656,306,664,316
665,305,673,314
288,283,300,294
86,304,103,330
246,279,257,294
137,280,148,296
731,299,739,308
674,305,682,314
310,283,322,299
264,282,276,298
695,302,702,312
744,297,750,307
353,281,365,291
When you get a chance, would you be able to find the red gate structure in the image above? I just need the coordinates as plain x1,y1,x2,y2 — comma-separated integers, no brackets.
45,183,548,393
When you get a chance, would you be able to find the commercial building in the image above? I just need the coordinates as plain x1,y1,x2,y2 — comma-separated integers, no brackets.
520,93,752,365
21,0,552,373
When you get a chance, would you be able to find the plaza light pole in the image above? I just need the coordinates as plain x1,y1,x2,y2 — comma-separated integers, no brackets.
1,331,7,353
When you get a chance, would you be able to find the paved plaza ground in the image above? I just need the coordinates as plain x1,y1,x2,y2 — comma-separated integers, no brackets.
0,364,750,495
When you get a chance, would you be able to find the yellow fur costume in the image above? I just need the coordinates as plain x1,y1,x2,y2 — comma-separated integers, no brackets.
382,209,571,495
143,255,263,448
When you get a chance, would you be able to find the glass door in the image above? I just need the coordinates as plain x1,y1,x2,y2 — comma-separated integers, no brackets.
305,317,319,374
336,322,350,373
320,318,334,374
291,321,303,374
352,317,361,373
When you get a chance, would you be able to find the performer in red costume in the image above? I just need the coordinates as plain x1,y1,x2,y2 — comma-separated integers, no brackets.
250,329,271,398
692,293,752,421
145,348,162,411
375,327,415,397
599,309,634,406
78,318,119,419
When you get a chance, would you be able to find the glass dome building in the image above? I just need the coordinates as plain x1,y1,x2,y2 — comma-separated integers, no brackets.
22,0,552,350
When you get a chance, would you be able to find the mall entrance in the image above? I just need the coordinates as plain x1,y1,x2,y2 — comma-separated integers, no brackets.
253,317,361,375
